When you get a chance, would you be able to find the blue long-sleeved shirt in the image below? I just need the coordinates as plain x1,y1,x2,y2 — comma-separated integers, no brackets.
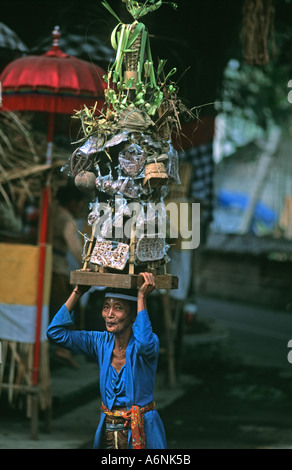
46,304,167,449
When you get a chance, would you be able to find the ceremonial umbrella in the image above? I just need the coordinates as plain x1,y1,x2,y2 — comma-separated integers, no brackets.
0,26,107,386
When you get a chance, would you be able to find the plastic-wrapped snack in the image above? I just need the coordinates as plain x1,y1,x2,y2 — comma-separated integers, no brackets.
68,135,105,177
136,202,147,232
145,200,168,235
127,180,149,198
90,239,130,270
88,199,112,227
103,131,129,149
110,178,124,195
118,143,145,178
88,200,101,226
111,242,130,270
140,134,162,150
111,177,144,199
95,164,102,191
101,175,115,195
166,141,181,184
79,135,104,155
146,201,156,229
90,202,112,238
120,177,137,197
97,164,115,195
113,197,131,228
101,215,113,238
136,235,167,262
156,201,167,233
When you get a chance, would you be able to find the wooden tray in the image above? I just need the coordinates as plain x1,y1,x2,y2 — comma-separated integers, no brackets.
70,270,178,290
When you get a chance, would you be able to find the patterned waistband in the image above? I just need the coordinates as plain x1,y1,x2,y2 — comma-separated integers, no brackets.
100,402,155,449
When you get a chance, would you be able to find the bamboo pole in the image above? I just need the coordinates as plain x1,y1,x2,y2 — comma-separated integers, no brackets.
33,113,54,388
0,160,65,184
129,222,136,275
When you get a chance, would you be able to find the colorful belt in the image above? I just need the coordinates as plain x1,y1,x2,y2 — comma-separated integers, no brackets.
100,402,155,449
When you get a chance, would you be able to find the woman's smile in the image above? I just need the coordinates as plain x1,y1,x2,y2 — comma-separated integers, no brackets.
102,298,135,335
106,320,117,328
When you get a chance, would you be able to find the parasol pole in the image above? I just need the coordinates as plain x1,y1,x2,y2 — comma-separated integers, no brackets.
33,112,54,386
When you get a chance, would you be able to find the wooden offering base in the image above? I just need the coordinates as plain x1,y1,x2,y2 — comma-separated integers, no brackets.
70,270,178,290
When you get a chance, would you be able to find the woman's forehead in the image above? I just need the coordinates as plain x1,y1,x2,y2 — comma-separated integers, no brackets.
103,297,129,306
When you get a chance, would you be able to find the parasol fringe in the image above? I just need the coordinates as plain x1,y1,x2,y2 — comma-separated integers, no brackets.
1,95,105,115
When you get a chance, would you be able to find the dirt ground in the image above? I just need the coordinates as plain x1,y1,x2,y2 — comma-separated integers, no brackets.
158,337,292,450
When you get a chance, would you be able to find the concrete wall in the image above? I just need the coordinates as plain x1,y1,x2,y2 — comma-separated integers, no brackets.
195,235,292,310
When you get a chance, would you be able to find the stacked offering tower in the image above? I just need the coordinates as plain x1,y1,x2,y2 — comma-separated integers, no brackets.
67,0,194,289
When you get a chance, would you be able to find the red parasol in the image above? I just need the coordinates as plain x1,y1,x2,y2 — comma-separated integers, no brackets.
0,26,107,387
1,26,106,114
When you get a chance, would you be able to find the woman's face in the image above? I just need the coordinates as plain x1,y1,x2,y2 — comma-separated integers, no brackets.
102,297,135,335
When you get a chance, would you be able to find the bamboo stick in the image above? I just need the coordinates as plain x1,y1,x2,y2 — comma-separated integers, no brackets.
129,222,136,275
8,341,16,404
0,160,65,184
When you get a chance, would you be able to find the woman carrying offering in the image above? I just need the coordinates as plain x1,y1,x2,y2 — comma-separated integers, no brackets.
46,272,167,449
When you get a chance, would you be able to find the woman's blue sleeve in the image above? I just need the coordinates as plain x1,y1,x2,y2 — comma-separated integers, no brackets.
46,304,104,359
132,309,159,360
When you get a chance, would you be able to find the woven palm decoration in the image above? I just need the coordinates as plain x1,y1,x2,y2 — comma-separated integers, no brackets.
124,24,143,87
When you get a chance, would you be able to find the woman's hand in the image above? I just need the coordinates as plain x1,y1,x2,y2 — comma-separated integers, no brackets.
73,284,91,296
65,284,91,313
137,272,155,312
138,272,155,296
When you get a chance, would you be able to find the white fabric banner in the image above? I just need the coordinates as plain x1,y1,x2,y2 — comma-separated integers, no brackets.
0,303,49,343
